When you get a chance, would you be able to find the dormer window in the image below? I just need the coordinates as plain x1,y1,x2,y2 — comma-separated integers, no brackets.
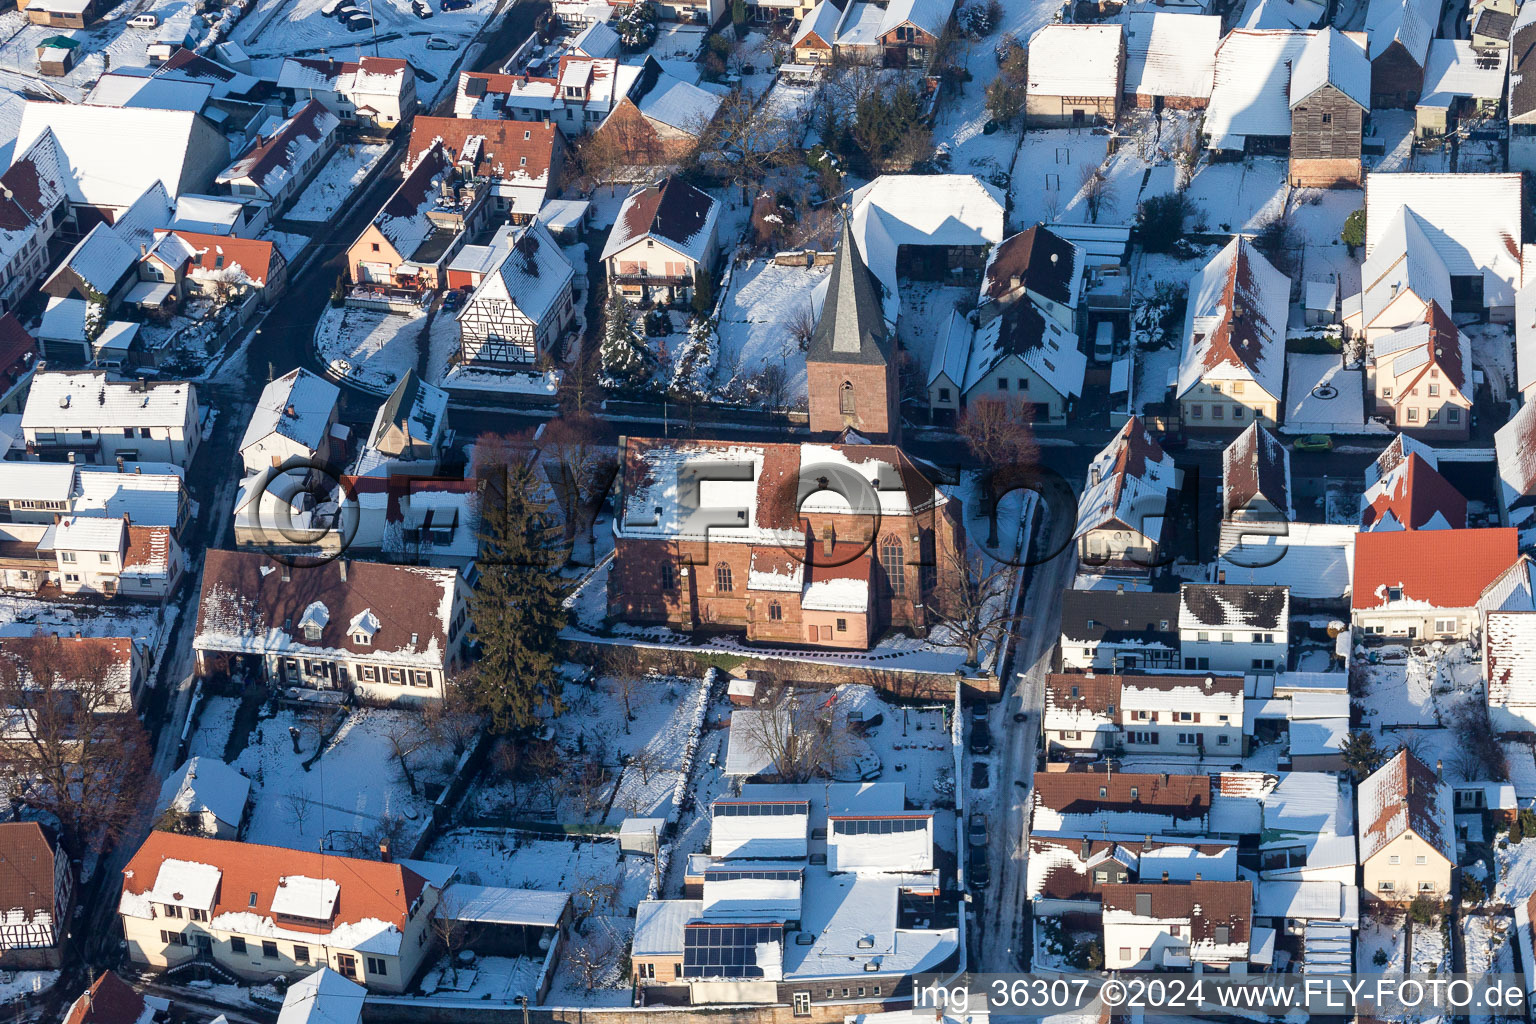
353,632,371,646
523,130,531,140
303,623,322,641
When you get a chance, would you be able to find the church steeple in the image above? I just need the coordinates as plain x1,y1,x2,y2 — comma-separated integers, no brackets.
808,216,890,365
805,214,900,442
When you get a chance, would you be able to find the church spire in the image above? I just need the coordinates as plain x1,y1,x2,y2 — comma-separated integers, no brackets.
808,214,889,365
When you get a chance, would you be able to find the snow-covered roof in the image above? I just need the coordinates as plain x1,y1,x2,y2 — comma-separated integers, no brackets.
633,68,721,134
1178,236,1288,401
1519,246,1536,394
1486,611,1536,714
146,858,222,910
156,757,249,830
1358,749,1455,863
86,73,213,113
1222,423,1291,520
216,100,338,196
54,222,137,294
928,310,973,389
366,368,448,452
1206,29,1314,145
0,130,65,276
277,968,364,1024
1289,27,1370,109
850,174,1006,328
461,222,574,325
1240,0,1325,30
959,302,1086,401
1360,450,1465,531
1360,207,1453,328
1027,24,1124,97
1216,522,1356,599
1498,400,1536,520
633,899,703,956
170,194,245,236
793,0,842,46
1179,583,1289,630
23,372,194,431
836,2,886,47
14,101,212,209
880,0,955,39
1371,300,1470,394
571,19,621,58
1124,13,1220,100
242,368,339,457
1419,39,1508,108
277,56,411,99
441,883,569,927
1076,417,1177,540
0,462,71,504
74,466,184,527
1365,173,1523,309
1363,0,1442,66
1254,880,1356,920
601,176,719,266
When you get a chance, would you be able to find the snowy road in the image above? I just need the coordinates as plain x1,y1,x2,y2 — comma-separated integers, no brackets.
975,520,1076,971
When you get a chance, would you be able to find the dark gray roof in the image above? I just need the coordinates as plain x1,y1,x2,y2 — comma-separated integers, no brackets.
1513,18,1536,117
1059,589,1182,645
806,217,890,367
376,368,421,438
1179,584,1289,631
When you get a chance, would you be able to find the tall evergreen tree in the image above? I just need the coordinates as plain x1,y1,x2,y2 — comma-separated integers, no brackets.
601,290,647,388
467,458,567,733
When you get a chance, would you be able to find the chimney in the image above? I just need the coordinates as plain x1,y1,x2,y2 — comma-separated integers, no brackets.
73,630,81,640
52,513,59,524
339,559,348,582
281,565,291,583
1204,676,1213,689
821,526,834,557
1436,758,1444,779
134,466,141,475
123,513,130,526
140,243,147,257
66,453,74,464
379,839,390,861
1081,838,1092,859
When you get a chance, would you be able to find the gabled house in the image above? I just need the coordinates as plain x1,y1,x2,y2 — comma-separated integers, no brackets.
1179,583,1289,672
22,371,199,467
593,58,722,164
791,0,841,62
1122,13,1220,109
1059,589,1182,672
1352,527,1518,638
1358,750,1454,901
1364,172,1522,318
140,230,287,307
1360,450,1466,530
1026,24,1125,127
1222,423,1291,521
215,100,339,210
345,141,488,292
457,222,576,369
1046,672,1246,757
600,175,720,305
63,971,166,1024
355,369,449,477
1028,836,1238,916
1368,301,1472,440
1178,237,1287,429
1101,881,1253,971
1347,206,1453,342
239,368,341,476
41,222,139,307
191,548,469,702
877,0,956,67
1042,673,1120,754
0,130,69,316
1287,27,1370,187
1469,0,1515,48
1204,29,1312,152
607,439,964,649
452,58,640,130
1366,431,1439,486
118,831,443,990
154,756,250,839
929,302,1085,426
275,56,416,130
407,117,567,223
976,223,1081,329
1075,417,1179,575
0,822,71,968
1363,0,1444,106
1415,40,1506,140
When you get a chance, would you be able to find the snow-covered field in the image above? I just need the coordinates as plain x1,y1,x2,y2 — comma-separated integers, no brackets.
314,304,426,394
230,705,462,851
1183,158,1289,234
285,143,390,224
713,258,827,406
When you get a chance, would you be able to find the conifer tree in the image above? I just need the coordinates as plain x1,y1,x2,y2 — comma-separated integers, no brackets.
467,458,567,733
601,290,647,387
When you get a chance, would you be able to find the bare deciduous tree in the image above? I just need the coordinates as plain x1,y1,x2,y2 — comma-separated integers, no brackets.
933,551,1024,668
742,692,844,783
0,632,153,853
696,88,803,190
566,919,619,991
539,413,619,559
1079,164,1113,224
285,788,313,836
788,301,818,352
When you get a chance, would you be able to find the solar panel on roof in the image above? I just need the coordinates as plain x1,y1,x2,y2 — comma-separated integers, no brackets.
712,801,808,817
830,817,927,836
681,923,782,978
702,868,802,882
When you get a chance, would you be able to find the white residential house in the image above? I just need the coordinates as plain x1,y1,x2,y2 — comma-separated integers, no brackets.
154,756,251,839
1058,589,1182,672
1042,673,1119,754
1101,881,1253,971
1177,237,1288,430
275,56,416,130
1357,750,1455,902
0,130,70,315
215,100,339,210
192,548,469,704
927,305,1085,426
239,368,341,477
1222,423,1292,521
600,176,720,305
1178,583,1290,672
22,372,200,468
457,222,576,369
1119,674,1246,757
1352,527,1518,638
1075,417,1180,576
1346,206,1452,342
353,369,449,478
38,514,182,599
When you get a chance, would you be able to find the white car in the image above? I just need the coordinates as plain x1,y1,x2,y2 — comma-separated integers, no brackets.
426,34,454,48
128,12,158,27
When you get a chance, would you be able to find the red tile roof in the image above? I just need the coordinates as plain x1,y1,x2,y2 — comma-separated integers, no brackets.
166,231,279,287
1361,452,1466,531
408,116,561,181
1352,527,1517,610
0,314,38,389
120,831,426,938
63,972,143,1024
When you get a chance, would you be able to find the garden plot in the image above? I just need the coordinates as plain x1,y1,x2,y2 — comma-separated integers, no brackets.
468,674,709,826
1357,643,1482,730
1183,159,1289,233
230,0,497,104
713,258,828,406
315,305,426,394
1411,916,1451,973
186,694,241,760
1285,188,1363,300
285,143,390,224
1010,130,1110,227
425,829,653,1005
1467,322,1516,403
229,705,467,851
1359,915,1405,972
898,283,972,383
1465,912,1514,974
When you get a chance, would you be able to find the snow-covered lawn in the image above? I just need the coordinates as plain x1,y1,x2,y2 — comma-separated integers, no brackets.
898,283,971,387
1411,916,1451,973
1010,130,1110,227
230,0,497,104
1183,158,1289,233
231,705,464,852
187,694,242,761
469,674,708,826
1359,915,1405,972
285,143,390,224
314,305,426,394
713,258,827,405
1286,188,1363,302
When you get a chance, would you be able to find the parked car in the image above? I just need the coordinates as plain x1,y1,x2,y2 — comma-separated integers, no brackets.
344,13,375,29
1012,696,1028,723
128,12,159,26
970,701,988,724
1295,433,1334,452
968,812,987,848
412,0,432,16
440,0,470,10
442,289,464,311
426,34,455,48
969,848,990,889
970,718,992,755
